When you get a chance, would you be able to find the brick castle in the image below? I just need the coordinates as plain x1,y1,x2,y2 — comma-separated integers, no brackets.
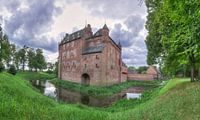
58,24,128,86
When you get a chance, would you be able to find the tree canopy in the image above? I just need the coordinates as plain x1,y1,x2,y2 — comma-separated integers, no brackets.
145,0,200,81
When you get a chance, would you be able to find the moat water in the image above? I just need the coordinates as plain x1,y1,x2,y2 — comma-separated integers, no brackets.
31,80,148,107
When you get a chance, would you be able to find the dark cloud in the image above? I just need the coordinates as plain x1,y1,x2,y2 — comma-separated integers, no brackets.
124,15,145,36
80,0,146,19
0,0,21,13
111,15,145,47
110,15,147,66
2,0,62,52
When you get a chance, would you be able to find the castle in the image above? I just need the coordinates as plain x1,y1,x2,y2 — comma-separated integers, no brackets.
58,24,128,86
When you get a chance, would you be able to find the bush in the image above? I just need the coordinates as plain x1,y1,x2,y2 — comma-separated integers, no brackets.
46,70,54,74
0,62,5,72
8,65,17,75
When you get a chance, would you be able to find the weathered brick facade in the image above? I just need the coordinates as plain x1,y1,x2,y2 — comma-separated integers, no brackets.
58,24,127,86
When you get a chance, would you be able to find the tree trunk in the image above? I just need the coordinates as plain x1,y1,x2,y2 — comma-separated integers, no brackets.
22,61,25,71
191,65,195,82
189,53,196,82
198,68,200,81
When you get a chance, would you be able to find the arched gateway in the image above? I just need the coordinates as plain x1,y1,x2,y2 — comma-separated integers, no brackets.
81,73,90,85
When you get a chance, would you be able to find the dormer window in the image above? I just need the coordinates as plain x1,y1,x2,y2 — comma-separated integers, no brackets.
77,32,80,37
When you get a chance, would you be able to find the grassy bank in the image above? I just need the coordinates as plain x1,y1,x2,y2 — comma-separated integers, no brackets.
0,72,107,120
1,72,200,120
51,78,160,98
16,71,56,81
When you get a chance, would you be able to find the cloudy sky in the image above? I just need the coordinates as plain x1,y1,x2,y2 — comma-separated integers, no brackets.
0,0,147,67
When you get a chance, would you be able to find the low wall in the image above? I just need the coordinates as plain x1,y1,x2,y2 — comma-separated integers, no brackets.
127,73,157,81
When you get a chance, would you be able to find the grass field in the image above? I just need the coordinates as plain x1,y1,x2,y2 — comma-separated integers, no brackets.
1,72,200,120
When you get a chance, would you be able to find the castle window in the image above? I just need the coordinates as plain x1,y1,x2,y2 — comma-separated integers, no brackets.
96,64,99,68
77,32,80,37
85,64,87,68
96,55,99,59
111,65,114,69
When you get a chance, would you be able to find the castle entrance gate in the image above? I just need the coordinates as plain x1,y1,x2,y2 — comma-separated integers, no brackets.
81,73,90,85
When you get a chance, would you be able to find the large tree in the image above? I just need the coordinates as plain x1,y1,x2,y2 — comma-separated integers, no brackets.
145,0,200,81
17,46,28,71
27,48,36,71
34,48,46,71
0,25,13,68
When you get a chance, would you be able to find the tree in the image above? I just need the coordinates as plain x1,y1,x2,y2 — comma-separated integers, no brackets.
34,48,46,71
0,25,12,67
128,66,136,71
27,48,36,71
137,66,148,74
7,65,17,75
18,45,28,71
145,0,200,81
54,61,58,77
145,0,163,65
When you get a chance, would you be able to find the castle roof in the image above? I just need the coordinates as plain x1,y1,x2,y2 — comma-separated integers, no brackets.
60,24,120,49
82,43,105,55
61,29,83,44
103,24,109,30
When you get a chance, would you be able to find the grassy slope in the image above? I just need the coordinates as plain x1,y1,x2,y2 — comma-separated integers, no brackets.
0,73,108,120
1,72,200,120
109,78,200,120
16,71,56,81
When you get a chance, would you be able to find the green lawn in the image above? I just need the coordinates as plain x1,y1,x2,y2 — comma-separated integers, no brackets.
1,72,200,120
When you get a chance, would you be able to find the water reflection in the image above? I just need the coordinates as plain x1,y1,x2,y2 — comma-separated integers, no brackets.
31,80,145,107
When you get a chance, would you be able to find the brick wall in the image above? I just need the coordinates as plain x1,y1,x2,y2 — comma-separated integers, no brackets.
59,24,128,86
127,74,157,81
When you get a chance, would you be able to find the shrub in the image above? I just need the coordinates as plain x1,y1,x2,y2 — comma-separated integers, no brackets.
0,62,5,72
8,65,17,75
46,70,54,74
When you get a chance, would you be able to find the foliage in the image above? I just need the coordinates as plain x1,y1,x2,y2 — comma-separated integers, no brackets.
7,65,17,75
0,62,4,72
145,0,200,81
54,61,58,77
17,45,28,71
0,25,48,72
145,0,163,65
27,48,36,71
137,66,148,74
34,48,47,71
128,66,136,71
128,66,148,74
0,25,12,66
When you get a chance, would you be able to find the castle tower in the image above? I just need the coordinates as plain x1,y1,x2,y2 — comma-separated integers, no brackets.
84,24,93,39
101,24,109,36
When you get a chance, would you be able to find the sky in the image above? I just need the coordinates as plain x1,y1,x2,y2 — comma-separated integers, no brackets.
0,0,148,67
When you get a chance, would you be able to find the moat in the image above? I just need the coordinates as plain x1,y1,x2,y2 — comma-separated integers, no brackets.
31,80,150,107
